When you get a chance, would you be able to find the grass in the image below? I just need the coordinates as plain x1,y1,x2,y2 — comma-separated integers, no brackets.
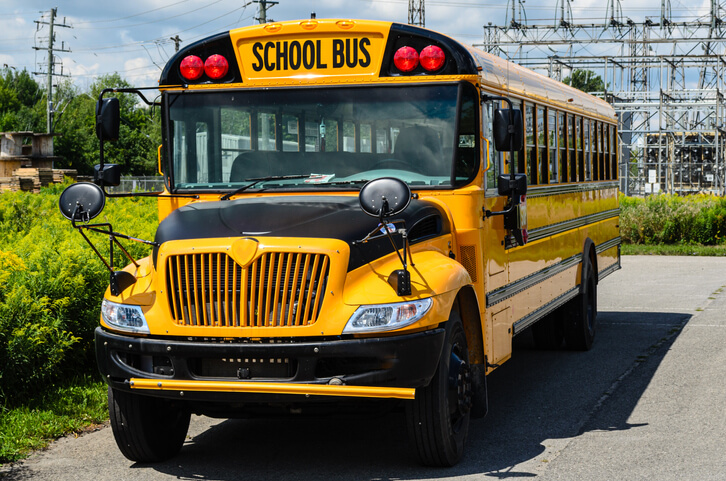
0,376,107,465
622,243,726,256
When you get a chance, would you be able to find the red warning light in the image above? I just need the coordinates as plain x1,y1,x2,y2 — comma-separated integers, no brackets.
420,45,445,72
393,46,419,73
204,54,229,80
179,55,204,81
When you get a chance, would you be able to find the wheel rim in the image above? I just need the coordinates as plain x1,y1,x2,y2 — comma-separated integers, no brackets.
447,341,472,433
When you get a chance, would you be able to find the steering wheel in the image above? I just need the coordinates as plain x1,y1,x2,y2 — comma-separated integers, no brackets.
372,159,414,171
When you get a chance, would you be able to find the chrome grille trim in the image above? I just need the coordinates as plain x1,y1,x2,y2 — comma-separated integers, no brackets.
165,251,329,328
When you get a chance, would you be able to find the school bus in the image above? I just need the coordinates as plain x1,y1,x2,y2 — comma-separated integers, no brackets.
59,19,620,467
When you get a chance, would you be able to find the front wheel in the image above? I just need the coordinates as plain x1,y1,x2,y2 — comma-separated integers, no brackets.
406,312,471,466
108,387,190,463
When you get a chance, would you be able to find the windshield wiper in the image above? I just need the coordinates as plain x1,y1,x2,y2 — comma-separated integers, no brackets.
316,179,371,188
220,175,307,201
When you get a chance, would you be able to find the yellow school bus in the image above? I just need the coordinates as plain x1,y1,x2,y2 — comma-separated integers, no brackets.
60,19,620,466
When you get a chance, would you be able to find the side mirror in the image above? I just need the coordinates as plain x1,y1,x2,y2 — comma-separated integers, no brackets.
94,163,122,187
359,177,412,218
59,182,106,221
493,108,523,152
96,98,120,142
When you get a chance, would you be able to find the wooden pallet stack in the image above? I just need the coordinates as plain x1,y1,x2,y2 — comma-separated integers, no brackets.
0,177,19,192
13,168,44,193
0,168,78,193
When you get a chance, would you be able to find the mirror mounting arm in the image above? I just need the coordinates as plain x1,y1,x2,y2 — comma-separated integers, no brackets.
484,202,516,219
481,93,518,182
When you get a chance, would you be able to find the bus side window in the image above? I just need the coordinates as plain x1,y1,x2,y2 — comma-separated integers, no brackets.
258,112,276,151
455,91,477,183
548,109,558,183
559,111,566,183
610,125,619,180
525,104,536,185
324,119,339,152
376,127,390,154
483,101,500,191
282,114,300,152
537,106,547,184
568,114,576,182
343,121,356,153
584,119,591,181
577,116,584,182
360,124,372,153
598,122,604,180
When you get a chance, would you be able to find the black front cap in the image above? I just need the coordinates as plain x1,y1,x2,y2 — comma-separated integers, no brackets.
153,196,448,271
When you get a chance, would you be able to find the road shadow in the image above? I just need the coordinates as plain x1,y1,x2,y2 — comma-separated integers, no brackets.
139,310,690,481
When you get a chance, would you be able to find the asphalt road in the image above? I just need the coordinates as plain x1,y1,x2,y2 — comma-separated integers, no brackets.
3,255,725,480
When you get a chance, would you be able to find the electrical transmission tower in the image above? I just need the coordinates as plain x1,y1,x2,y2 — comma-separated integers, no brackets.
478,1,726,196
32,8,71,134
409,0,425,27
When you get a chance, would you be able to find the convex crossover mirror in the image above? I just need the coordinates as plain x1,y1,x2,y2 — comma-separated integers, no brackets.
359,177,412,218
58,182,106,221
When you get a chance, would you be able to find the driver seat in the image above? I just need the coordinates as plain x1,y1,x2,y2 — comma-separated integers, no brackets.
393,126,446,176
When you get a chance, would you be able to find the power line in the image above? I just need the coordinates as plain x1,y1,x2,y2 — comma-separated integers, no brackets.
72,0,227,30
71,0,192,25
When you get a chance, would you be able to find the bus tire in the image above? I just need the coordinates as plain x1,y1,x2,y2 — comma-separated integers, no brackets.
108,387,190,463
564,258,597,351
531,310,565,349
406,311,471,466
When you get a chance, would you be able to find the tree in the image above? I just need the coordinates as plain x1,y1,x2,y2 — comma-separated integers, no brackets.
563,69,605,94
0,68,44,132
54,73,160,175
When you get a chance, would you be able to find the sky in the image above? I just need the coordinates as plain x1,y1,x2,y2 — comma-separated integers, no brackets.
0,0,716,91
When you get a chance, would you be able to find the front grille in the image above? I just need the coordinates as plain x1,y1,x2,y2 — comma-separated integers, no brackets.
165,251,329,327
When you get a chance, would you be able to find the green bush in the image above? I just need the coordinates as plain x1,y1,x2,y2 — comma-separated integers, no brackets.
0,183,157,406
620,193,726,245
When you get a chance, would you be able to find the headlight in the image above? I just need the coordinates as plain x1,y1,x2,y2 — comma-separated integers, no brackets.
101,299,149,334
343,298,433,334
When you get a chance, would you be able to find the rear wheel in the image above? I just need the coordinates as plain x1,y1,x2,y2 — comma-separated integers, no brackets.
108,387,190,463
564,257,598,351
406,312,471,466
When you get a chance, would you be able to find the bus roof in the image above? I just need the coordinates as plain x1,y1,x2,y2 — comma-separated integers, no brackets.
159,19,615,122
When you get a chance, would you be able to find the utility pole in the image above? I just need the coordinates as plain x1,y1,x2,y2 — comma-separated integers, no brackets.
254,0,279,24
33,8,71,134
408,0,425,27
170,35,182,53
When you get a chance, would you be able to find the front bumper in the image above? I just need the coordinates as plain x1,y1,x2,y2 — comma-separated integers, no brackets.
95,326,445,402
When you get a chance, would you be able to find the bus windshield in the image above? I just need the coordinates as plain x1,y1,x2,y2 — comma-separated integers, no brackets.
165,83,478,192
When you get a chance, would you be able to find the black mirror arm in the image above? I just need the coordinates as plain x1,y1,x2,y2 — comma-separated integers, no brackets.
70,212,159,273
481,94,517,182
96,87,162,171
484,202,516,219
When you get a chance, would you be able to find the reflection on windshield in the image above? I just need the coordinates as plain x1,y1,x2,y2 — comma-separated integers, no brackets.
166,84,478,191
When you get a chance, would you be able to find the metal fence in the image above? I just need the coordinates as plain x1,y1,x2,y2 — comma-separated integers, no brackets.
106,176,166,194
